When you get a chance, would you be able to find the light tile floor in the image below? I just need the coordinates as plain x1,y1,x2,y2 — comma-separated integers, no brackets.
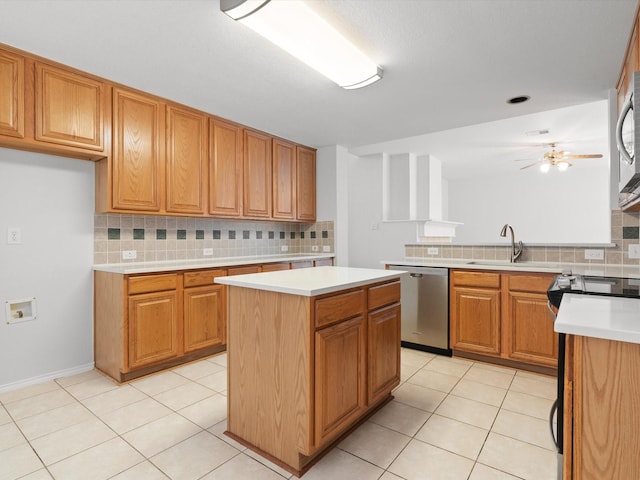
0,349,557,480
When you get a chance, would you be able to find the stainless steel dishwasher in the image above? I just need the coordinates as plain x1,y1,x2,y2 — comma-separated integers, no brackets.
388,265,451,356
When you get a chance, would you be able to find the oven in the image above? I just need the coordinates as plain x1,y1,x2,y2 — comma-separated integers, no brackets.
547,272,640,480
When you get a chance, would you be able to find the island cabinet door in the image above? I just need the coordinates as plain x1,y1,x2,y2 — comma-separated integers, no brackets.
368,304,401,405
128,291,179,370
314,316,366,448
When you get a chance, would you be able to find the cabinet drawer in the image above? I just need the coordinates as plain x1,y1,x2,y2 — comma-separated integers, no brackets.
227,265,260,276
368,281,400,311
260,262,290,272
452,270,500,288
128,274,177,294
184,269,227,288
315,290,365,329
314,258,333,267
507,273,554,293
291,261,313,269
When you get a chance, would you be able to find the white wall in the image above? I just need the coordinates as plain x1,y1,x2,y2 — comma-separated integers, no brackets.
317,145,354,266
0,148,95,390
448,166,610,243
347,155,416,268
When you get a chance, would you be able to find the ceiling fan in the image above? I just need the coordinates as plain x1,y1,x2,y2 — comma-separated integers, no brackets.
520,143,603,172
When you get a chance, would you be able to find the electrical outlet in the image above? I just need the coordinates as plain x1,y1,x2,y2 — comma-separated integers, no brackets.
203,248,213,256
281,245,289,252
584,249,604,260
311,245,319,252
371,222,379,230
629,244,640,259
427,247,439,255
322,246,331,252
122,250,137,260
7,227,21,244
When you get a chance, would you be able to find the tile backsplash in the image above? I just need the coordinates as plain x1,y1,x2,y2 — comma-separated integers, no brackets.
94,214,334,264
405,209,640,267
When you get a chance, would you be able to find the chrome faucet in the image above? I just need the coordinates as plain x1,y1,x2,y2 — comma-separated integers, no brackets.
500,224,523,263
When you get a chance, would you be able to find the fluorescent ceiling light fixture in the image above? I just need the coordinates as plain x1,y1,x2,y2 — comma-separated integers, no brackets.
220,0,383,89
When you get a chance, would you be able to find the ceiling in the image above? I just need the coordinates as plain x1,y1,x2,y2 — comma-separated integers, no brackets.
0,0,636,154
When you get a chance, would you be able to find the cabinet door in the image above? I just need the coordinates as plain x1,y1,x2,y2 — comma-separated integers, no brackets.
296,146,316,221
505,290,557,367
35,63,105,150
112,88,163,211
209,118,243,217
0,49,24,138
166,105,207,214
315,316,366,447
243,129,272,218
451,287,500,355
128,291,179,370
184,284,225,352
368,304,400,405
272,138,296,219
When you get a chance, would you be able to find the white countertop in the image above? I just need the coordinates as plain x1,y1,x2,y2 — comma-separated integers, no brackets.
555,293,640,344
215,266,404,296
93,253,334,274
383,258,640,278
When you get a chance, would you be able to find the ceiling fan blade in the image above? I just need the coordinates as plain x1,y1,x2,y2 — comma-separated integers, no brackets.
520,161,540,170
565,154,603,159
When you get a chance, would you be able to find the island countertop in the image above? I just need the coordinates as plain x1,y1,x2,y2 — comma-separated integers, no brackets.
215,265,404,296
555,293,640,344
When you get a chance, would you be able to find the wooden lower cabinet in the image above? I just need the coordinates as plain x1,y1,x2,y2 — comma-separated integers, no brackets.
450,269,556,370
368,303,401,405
183,285,225,352
566,335,640,479
451,286,501,355
95,260,333,381
128,290,179,369
226,278,400,475
314,316,366,447
183,268,227,352
94,269,226,382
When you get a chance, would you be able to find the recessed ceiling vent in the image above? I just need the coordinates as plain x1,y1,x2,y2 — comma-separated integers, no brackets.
507,95,530,104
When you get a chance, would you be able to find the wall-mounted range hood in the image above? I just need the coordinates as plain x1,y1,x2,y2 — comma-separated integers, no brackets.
382,153,462,242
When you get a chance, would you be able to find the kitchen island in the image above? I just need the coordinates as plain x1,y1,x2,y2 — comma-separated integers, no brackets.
215,266,403,476
556,294,640,479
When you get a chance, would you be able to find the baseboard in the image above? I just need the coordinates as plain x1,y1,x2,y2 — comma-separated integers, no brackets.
0,362,95,394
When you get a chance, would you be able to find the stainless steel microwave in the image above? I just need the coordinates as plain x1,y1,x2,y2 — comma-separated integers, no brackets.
617,71,640,207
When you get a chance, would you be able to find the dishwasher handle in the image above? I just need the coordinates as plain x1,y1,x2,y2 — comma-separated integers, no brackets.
409,273,423,278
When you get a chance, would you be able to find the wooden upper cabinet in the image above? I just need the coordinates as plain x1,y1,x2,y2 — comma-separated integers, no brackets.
243,129,272,218
272,138,296,220
0,49,24,138
209,118,243,217
166,105,207,215
297,146,316,222
112,87,164,212
35,63,105,151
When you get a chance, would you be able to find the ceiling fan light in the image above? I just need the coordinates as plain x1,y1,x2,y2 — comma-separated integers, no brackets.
557,161,570,172
540,162,551,173
221,0,382,89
